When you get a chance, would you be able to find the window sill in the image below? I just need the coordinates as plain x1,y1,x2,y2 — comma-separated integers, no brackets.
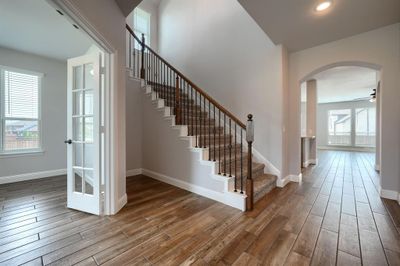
0,150,45,159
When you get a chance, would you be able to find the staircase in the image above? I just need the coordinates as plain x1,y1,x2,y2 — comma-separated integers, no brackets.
126,25,276,210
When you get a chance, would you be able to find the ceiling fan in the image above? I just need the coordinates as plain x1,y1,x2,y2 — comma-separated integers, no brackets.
353,88,377,102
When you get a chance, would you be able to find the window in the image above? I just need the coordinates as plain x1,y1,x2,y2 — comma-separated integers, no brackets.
328,109,351,145
0,67,41,153
133,8,151,48
355,107,376,147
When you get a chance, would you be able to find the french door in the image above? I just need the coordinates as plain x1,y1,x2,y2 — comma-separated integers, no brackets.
66,53,102,215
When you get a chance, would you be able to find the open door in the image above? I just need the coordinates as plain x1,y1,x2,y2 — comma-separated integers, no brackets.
66,53,102,215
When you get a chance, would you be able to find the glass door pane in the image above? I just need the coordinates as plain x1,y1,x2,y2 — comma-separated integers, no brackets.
355,107,376,147
328,109,351,145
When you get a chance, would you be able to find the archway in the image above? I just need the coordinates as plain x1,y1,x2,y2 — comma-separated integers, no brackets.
298,61,382,188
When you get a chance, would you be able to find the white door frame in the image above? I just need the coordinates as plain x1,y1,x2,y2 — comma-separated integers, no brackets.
47,0,119,215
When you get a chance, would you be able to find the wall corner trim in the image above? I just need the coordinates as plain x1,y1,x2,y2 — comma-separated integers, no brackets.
276,173,302,188
379,188,400,204
0,169,67,185
114,193,128,214
126,168,143,177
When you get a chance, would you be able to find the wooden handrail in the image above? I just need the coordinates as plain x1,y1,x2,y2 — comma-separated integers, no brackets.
126,24,246,129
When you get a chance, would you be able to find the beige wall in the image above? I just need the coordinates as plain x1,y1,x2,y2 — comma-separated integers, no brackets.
158,0,285,176
287,23,400,193
126,78,143,171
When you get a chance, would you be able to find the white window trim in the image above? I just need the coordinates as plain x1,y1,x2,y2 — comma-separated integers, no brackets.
133,8,151,47
327,107,376,148
0,66,43,155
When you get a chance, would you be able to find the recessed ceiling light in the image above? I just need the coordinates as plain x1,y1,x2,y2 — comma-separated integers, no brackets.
316,1,332,12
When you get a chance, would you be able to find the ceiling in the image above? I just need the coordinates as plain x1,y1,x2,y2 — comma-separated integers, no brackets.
301,66,378,103
0,0,93,61
238,0,400,52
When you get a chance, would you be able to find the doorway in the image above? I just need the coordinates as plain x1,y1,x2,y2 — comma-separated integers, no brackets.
300,66,381,185
0,0,114,216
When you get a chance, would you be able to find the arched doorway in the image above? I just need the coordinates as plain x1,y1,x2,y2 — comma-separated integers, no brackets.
298,61,382,189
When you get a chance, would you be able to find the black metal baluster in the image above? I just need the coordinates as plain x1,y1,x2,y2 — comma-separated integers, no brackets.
191,86,193,136
203,96,206,148
234,124,237,192
195,91,198,147
229,119,232,177
218,109,221,174
213,105,216,162
200,94,202,147
208,101,211,160
223,114,226,176
240,129,243,193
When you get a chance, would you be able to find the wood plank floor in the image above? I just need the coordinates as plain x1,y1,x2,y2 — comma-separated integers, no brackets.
1,150,400,265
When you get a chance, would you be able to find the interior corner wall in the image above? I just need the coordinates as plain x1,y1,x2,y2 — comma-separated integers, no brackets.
288,23,400,194
0,47,67,178
158,0,284,174
126,78,143,172
66,0,127,207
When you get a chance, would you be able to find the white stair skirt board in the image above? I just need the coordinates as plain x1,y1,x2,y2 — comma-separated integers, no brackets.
142,169,246,211
0,169,67,185
276,174,303,188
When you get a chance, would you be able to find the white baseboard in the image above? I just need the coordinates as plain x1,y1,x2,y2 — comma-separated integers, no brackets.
318,146,375,152
375,164,381,171
0,169,67,185
115,193,128,214
276,173,302,188
380,188,400,203
309,159,318,165
142,168,246,211
126,168,143,177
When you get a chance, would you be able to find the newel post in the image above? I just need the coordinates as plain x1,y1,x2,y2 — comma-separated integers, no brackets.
246,114,254,211
175,76,181,125
140,33,145,79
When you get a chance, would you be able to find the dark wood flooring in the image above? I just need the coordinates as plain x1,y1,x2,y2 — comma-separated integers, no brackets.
0,151,400,265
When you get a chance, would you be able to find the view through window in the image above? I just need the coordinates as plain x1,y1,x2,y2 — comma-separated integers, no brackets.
355,107,376,147
327,107,376,147
328,109,351,145
133,8,151,49
1,68,41,152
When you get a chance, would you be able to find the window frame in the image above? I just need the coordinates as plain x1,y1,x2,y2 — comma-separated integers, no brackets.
133,8,151,47
327,108,352,146
0,65,43,155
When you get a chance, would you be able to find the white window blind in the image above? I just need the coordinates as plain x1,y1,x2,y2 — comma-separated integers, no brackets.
1,67,41,152
4,71,39,119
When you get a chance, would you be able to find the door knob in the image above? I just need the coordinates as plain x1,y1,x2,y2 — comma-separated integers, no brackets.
64,139,72,144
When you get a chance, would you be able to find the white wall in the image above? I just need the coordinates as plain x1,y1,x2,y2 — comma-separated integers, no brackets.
317,100,376,149
158,0,285,176
0,47,67,178
126,0,159,52
287,23,400,194
126,77,143,172
66,0,127,212
141,93,224,192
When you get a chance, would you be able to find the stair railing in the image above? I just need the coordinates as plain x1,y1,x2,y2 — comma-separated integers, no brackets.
126,24,255,210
